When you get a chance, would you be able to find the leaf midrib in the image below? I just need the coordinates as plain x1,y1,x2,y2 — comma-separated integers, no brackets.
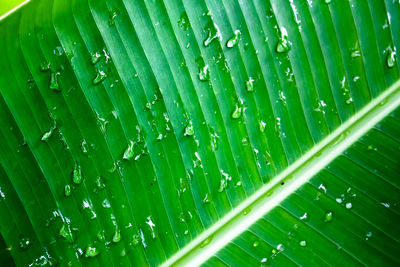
162,78,400,266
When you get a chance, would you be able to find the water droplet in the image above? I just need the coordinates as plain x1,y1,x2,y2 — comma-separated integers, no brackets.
259,120,266,133
345,202,352,209
226,30,241,48
131,234,140,247
336,197,343,204
108,9,119,26
313,99,327,114
325,0,332,3
72,163,83,185
299,240,307,247
82,200,97,220
93,69,107,85
64,185,72,197
97,230,105,242
198,64,209,81
318,184,327,193
41,128,54,142
278,90,287,104
210,128,219,151
39,62,50,72
340,76,353,104
85,246,100,258
365,231,372,241
246,77,255,92
0,187,5,200
18,236,31,250
300,212,308,221
102,199,111,208
146,216,156,239
200,236,212,248
203,23,222,47
203,193,210,204
351,50,361,58
218,170,232,192
59,224,74,243
54,46,64,56
289,0,301,30
123,140,134,160
113,228,121,243
386,48,396,68
49,71,61,91
91,51,101,65
184,121,194,136
231,99,244,119
178,12,190,31
324,211,333,222
260,257,268,266
95,176,105,191
276,27,291,53
253,240,260,247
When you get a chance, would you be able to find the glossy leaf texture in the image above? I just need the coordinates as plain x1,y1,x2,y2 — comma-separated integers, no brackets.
204,109,400,266
0,0,399,266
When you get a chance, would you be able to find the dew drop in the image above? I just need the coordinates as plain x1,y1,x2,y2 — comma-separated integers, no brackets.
39,62,51,72
210,128,219,151
276,27,291,53
198,64,209,81
386,49,396,68
112,228,121,243
41,128,54,142
85,246,100,258
203,23,221,47
202,193,210,204
54,46,64,56
300,212,308,221
278,90,287,104
178,12,190,31
93,69,107,85
91,52,101,65
200,236,212,248
324,211,334,222
72,163,83,185
59,224,74,243
18,236,31,250
246,77,255,92
102,199,111,208
49,71,61,91
259,120,266,133
226,30,241,48
313,99,327,114
184,121,194,136
146,216,156,239
365,231,372,241
108,9,119,26
95,176,105,191
253,240,260,247
345,202,352,209
131,234,140,247
123,140,135,161
64,185,72,197
231,99,244,120
299,240,307,247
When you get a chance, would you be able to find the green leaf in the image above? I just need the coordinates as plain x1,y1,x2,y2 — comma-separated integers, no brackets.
0,0,399,266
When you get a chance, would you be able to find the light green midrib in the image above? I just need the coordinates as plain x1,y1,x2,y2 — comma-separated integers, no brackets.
162,78,400,267
0,0,30,21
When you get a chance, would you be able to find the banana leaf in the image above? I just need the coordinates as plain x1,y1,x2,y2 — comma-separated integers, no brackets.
0,0,399,266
